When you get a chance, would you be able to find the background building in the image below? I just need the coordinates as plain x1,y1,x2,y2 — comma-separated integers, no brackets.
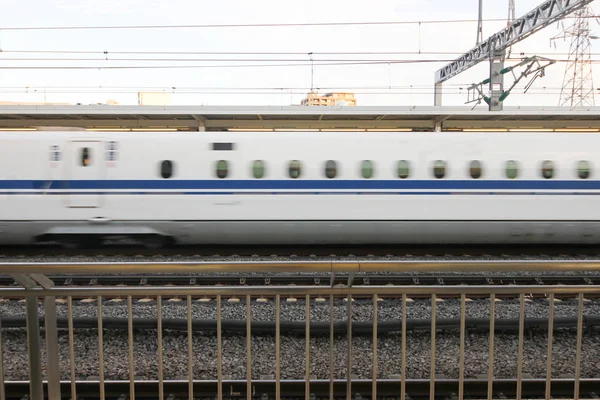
137,92,172,106
301,92,357,106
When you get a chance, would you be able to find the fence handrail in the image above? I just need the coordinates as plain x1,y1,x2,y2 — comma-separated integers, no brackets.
1,284,600,297
2,260,600,274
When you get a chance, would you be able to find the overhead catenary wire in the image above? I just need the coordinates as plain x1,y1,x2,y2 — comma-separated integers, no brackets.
0,58,595,70
1,15,599,31
2,50,599,57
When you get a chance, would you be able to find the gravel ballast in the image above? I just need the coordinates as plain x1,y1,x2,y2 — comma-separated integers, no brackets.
1,296,598,381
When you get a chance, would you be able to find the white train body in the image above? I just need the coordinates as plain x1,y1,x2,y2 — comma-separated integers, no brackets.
0,130,599,245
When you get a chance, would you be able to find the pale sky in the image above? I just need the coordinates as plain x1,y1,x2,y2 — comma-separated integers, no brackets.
0,0,597,107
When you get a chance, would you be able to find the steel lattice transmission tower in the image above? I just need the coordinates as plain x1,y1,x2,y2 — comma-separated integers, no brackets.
553,6,596,107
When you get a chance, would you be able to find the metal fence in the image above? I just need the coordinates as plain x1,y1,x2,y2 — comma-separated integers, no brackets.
0,261,599,400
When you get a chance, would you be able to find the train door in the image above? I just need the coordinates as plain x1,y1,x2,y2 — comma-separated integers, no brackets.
67,141,104,208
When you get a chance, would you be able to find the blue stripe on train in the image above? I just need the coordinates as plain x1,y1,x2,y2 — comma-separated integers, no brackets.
2,179,600,190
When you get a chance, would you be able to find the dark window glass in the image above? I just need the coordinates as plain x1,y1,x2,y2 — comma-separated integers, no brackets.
397,160,410,179
253,160,265,179
289,160,302,179
160,160,173,179
361,160,374,179
506,160,518,179
469,160,482,179
578,160,591,179
541,160,554,179
433,160,446,179
216,160,229,179
325,160,337,179
212,143,235,151
81,148,91,167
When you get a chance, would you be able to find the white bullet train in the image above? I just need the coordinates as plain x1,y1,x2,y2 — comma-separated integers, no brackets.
0,129,599,247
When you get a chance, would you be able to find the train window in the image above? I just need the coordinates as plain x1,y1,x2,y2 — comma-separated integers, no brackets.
469,160,482,179
212,143,235,151
49,145,61,162
253,160,265,179
105,141,118,161
216,160,229,179
289,160,302,179
160,160,173,179
80,147,91,167
325,160,337,179
361,160,374,179
397,160,410,179
578,160,591,179
433,160,446,179
505,160,518,179
541,160,554,179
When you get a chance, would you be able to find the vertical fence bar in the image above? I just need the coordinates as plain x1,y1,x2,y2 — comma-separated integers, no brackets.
157,296,164,400
372,294,378,400
217,295,223,400
0,303,4,400
347,292,353,400
488,293,495,400
545,293,554,400
127,295,135,400
401,294,407,400
329,294,334,400
246,294,252,400
305,294,310,400
97,296,105,400
68,296,76,400
430,294,436,400
574,293,584,400
25,296,43,400
188,295,194,400
517,293,525,400
276,294,281,400
44,296,61,400
459,293,466,400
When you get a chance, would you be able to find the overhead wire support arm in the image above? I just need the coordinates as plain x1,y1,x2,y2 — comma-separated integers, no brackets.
435,0,593,85
466,56,556,106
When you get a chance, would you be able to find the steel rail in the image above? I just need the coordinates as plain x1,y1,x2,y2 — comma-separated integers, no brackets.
2,273,598,287
3,378,600,399
1,260,600,274
1,284,599,298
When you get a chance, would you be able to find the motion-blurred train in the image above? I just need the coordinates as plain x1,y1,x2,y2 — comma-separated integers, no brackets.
0,129,599,247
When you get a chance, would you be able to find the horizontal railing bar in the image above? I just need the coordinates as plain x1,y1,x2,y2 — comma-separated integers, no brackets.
1,260,600,274
0,285,599,297
5,378,600,384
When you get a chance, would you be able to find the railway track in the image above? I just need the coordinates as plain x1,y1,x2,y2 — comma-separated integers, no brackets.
2,273,599,287
4,378,600,400
1,260,598,399
4,243,600,259
2,273,600,300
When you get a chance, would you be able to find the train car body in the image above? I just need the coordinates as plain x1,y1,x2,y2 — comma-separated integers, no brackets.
0,130,599,245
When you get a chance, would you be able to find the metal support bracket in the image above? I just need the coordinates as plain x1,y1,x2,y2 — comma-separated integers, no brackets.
435,0,592,106
466,56,555,110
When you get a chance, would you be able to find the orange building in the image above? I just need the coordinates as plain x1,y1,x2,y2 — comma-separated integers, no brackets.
301,92,357,106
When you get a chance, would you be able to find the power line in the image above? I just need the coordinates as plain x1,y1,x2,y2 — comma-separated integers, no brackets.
0,58,595,70
1,15,599,31
0,50,596,63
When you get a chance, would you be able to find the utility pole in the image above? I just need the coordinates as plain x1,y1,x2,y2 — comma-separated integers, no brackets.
507,0,516,57
477,0,484,44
